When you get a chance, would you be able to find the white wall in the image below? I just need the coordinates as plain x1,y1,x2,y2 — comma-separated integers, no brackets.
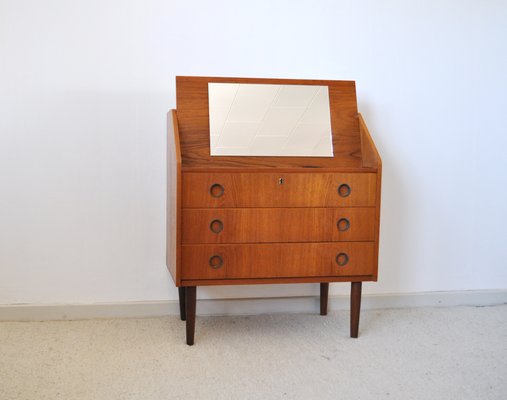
1,0,506,305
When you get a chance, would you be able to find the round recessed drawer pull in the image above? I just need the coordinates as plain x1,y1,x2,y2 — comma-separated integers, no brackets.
209,255,223,269
209,219,224,234
209,183,225,198
335,252,349,267
337,183,351,198
337,218,350,232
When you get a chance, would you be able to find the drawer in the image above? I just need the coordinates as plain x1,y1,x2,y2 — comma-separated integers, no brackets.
181,242,375,280
182,172,376,208
182,208,375,243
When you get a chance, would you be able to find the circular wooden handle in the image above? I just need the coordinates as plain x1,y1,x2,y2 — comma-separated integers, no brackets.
335,252,349,266
337,218,350,232
209,255,223,269
209,183,225,198
209,219,224,234
337,183,351,198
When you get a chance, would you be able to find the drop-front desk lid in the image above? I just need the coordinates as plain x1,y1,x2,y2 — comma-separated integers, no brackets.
174,76,380,171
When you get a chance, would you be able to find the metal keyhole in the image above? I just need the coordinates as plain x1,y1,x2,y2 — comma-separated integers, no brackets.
278,178,284,185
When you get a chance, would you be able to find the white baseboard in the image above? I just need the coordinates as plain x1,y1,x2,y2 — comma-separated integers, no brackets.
0,289,505,322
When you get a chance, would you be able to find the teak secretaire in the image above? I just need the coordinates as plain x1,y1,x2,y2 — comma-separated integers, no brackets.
167,76,382,345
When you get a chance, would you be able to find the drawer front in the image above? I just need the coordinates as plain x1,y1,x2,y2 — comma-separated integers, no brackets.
182,172,376,208
182,208,375,244
181,242,375,280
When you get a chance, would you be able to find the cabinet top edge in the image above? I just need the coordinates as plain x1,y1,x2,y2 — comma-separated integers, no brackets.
176,75,356,86
180,167,379,173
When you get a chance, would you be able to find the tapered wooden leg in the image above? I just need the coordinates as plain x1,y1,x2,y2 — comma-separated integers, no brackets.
320,283,329,315
350,282,362,338
178,287,186,321
185,286,196,346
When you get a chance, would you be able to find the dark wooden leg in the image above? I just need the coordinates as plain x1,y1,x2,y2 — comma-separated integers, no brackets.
320,283,329,315
350,281,362,338
178,287,186,321
185,286,196,345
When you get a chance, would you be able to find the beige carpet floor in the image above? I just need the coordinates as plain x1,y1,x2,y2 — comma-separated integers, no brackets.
1,305,506,400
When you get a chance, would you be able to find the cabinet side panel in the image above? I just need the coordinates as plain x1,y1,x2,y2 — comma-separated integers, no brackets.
167,110,182,285
373,166,382,280
359,114,382,280
359,113,381,168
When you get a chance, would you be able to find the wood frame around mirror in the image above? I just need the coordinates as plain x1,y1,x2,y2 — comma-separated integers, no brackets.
175,76,364,170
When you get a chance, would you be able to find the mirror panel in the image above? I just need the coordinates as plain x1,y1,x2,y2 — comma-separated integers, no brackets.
208,83,334,157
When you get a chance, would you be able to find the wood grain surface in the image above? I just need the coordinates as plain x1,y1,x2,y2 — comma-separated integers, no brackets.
359,113,381,168
360,113,383,280
175,76,363,170
180,275,374,286
181,242,375,280
182,207,376,243
182,172,376,208
166,110,182,285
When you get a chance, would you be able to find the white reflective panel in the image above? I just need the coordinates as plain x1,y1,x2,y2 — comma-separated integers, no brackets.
208,83,334,157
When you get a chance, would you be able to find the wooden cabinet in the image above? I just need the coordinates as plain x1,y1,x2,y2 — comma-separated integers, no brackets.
167,76,382,345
